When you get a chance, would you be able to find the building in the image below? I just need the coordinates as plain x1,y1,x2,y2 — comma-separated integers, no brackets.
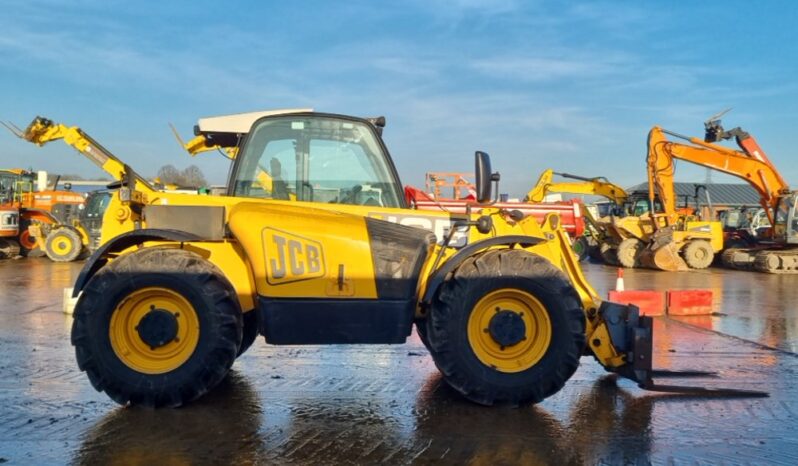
626,182,761,219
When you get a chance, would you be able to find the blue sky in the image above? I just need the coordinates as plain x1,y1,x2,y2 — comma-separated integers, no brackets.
1,0,797,196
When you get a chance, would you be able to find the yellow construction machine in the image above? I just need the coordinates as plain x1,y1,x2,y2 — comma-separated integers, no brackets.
579,126,724,272
621,126,725,271
28,190,112,262
524,169,629,263
14,110,762,407
650,113,798,273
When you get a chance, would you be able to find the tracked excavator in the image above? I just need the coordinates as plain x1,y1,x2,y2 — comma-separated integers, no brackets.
8,110,763,407
649,112,798,273
629,126,725,271
524,169,629,263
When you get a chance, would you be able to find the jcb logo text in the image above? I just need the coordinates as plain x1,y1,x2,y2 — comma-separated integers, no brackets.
263,228,326,285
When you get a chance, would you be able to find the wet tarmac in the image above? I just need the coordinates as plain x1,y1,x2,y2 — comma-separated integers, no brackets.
0,258,796,465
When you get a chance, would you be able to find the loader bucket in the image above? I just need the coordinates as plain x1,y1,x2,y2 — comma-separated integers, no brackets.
638,242,689,271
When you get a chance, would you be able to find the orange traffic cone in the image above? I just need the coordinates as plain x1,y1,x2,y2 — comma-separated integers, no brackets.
615,268,625,292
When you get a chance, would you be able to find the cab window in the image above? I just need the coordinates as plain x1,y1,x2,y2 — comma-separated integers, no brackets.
232,116,402,208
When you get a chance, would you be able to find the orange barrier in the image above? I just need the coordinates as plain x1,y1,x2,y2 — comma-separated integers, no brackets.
666,289,713,316
608,290,666,316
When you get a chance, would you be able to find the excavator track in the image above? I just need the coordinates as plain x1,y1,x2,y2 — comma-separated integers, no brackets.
721,247,798,274
753,250,798,274
720,247,756,270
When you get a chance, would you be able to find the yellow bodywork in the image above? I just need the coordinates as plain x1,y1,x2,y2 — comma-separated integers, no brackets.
112,195,600,312
141,196,616,365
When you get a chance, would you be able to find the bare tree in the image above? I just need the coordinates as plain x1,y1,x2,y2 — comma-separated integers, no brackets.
155,164,208,188
181,165,208,188
156,164,184,186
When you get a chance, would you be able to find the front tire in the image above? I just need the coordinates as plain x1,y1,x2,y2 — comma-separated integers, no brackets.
44,227,83,262
426,249,586,405
71,247,243,408
617,238,643,268
682,240,714,269
415,320,431,350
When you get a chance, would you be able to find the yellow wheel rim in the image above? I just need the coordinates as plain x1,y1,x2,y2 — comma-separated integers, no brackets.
467,289,552,373
110,287,200,374
52,234,73,255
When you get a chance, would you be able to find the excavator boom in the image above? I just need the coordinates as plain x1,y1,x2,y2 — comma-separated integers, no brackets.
649,125,789,226
525,169,629,205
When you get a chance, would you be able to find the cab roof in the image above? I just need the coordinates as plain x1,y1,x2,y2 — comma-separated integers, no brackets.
195,108,313,135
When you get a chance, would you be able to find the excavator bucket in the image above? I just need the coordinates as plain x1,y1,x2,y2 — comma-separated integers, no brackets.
638,227,689,271
639,242,689,271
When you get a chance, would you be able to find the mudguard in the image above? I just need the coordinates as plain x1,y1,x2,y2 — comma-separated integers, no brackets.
72,229,203,298
421,235,544,304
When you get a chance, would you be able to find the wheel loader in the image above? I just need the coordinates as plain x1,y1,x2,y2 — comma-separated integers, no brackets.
28,190,112,262
0,168,86,256
13,110,761,407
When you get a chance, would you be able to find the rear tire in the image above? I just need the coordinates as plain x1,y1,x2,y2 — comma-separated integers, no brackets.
44,227,83,262
572,236,590,262
682,240,714,269
415,320,431,350
426,249,585,406
616,238,642,268
71,247,243,408
18,218,44,257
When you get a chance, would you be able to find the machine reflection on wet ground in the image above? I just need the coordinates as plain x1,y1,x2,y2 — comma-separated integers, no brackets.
0,259,796,464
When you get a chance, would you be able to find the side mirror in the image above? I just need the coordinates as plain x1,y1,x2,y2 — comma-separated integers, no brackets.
475,151,499,204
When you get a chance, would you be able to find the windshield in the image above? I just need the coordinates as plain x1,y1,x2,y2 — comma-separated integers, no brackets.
232,116,402,208
721,210,744,229
775,198,790,224
622,198,662,217
0,173,14,204
84,192,111,218
773,195,797,240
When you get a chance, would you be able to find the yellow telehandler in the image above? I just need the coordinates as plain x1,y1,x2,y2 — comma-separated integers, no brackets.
14,111,761,407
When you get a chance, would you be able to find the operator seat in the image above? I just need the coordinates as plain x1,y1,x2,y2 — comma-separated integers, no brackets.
270,157,290,200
